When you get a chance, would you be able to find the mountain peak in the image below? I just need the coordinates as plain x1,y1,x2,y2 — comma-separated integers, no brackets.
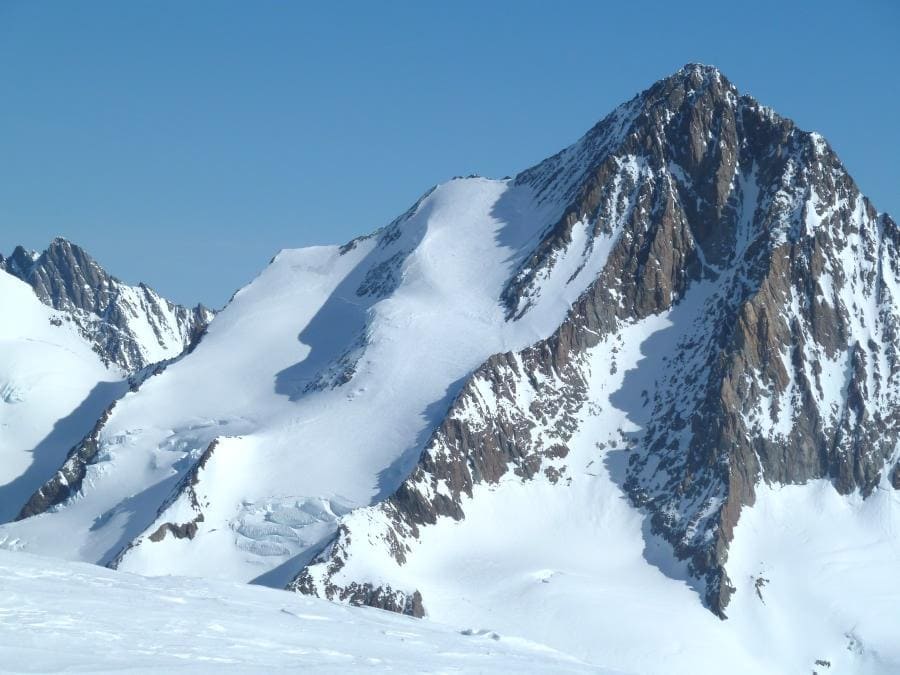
509,62,787,314
640,62,740,110
2,237,213,371
676,61,725,80
665,63,734,92
43,235,101,263
1,245,39,279
2,238,104,283
45,236,85,255
294,61,900,623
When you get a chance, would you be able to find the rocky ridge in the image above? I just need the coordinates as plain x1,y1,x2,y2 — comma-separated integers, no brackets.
1,238,213,371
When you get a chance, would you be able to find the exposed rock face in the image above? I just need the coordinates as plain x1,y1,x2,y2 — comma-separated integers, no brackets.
147,519,203,542
146,439,218,544
291,525,425,617
16,403,119,520
1,238,213,371
292,64,900,617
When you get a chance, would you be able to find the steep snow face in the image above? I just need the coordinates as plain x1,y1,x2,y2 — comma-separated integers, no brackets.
1,177,613,584
0,272,125,523
2,238,213,371
0,550,593,673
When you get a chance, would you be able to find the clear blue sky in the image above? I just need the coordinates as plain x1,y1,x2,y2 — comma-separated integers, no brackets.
1,0,897,307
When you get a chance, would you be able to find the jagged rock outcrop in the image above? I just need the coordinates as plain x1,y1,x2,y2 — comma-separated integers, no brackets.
291,526,425,617
15,403,119,520
1,238,213,371
293,64,900,617
144,439,218,544
106,439,219,568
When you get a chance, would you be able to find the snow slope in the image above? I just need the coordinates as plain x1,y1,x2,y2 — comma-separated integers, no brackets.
0,177,606,583
0,549,594,673
0,272,125,522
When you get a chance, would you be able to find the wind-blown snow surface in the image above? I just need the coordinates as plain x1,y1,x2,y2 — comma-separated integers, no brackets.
0,272,125,522
0,177,609,583
0,550,592,673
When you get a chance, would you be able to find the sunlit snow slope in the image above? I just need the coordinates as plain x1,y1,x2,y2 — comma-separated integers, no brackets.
0,177,606,584
0,272,125,523
0,550,593,673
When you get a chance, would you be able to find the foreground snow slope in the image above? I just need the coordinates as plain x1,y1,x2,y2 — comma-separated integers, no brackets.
0,272,125,522
1,177,600,582
384,473,900,674
0,550,593,673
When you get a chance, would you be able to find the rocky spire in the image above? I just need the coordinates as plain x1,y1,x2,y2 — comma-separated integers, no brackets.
2,237,213,371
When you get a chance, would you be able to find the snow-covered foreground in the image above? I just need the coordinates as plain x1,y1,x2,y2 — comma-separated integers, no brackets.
363,467,900,674
0,550,596,673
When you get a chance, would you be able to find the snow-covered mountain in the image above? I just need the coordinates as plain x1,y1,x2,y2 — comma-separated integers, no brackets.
3,176,587,581
297,61,900,620
0,238,212,529
1,238,213,371
2,64,898,673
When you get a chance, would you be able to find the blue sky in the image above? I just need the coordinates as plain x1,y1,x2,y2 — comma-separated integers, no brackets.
1,0,897,306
